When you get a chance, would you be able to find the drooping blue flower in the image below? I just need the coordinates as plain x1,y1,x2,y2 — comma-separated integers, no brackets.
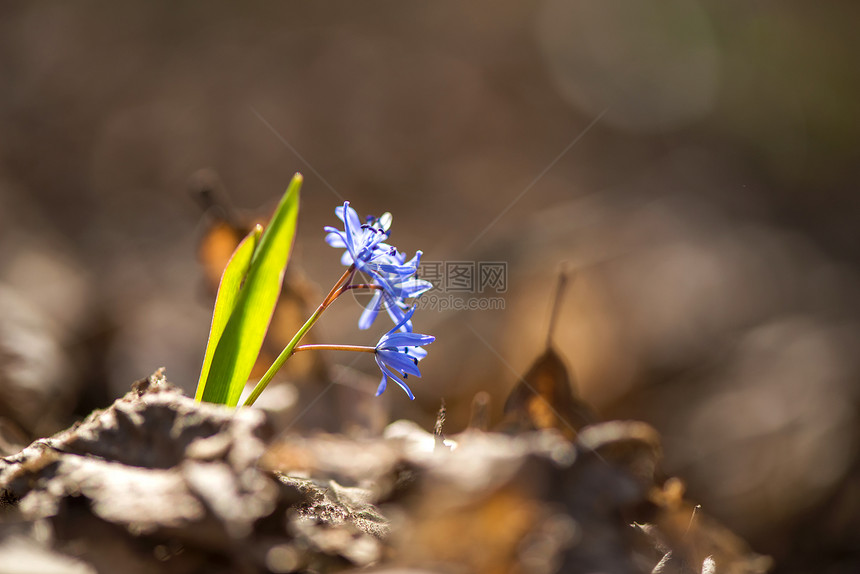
324,202,420,295
359,277,432,332
374,308,434,400
358,250,432,332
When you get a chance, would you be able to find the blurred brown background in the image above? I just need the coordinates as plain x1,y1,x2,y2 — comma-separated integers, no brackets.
0,2,858,572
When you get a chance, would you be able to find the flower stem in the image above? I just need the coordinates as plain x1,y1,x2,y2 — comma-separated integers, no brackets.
293,344,375,353
243,264,355,407
345,284,384,291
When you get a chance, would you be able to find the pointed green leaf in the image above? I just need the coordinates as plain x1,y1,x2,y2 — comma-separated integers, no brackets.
199,173,302,405
195,224,262,401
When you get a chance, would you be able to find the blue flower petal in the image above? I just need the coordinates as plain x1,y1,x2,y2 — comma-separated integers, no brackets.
379,306,411,335
383,302,412,333
375,375,388,396
381,332,436,348
342,204,359,259
396,279,433,298
374,262,417,275
408,346,428,360
342,203,363,237
374,356,415,399
358,290,382,330
325,231,347,248
377,349,422,378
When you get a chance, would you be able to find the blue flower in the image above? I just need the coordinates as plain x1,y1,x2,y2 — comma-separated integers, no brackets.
325,202,420,295
374,308,434,400
324,202,391,269
359,251,432,332
359,277,432,332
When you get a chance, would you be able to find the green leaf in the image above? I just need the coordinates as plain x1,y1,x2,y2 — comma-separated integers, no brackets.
195,223,262,401
197,173,302,406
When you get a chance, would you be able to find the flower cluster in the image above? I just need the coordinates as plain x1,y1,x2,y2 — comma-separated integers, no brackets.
325,202,431,330
325,202,434,398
